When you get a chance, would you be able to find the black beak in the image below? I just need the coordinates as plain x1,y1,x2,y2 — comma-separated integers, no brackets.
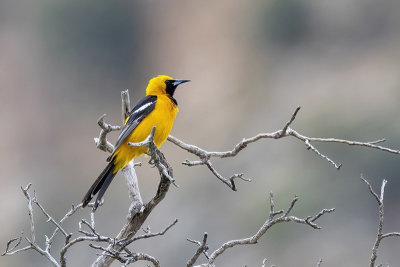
172,79,190,87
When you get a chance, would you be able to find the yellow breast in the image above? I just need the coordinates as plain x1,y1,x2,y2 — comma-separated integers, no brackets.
112,95,178,172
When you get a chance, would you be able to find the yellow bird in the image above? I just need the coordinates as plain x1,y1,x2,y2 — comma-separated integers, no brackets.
82,75,190,211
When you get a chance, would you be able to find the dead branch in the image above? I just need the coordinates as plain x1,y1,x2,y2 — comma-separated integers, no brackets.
187,233,209,267
168,106,400,190
93,114,121,153
115,218,178,251
360,175,400,267
2,184,78,267
2,183,176,267
89,219,177,267
190,193,334,266
90,243,160,267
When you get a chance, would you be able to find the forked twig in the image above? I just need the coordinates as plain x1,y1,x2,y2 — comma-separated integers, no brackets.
360,175,400,267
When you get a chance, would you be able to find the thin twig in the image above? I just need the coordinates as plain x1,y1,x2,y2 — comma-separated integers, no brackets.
21,184,35,243
186,233,209,267
48,203,85,246
32,197,69,239
360,175,400,267
279,106,301,137
118,219,178,249
304,139,342,169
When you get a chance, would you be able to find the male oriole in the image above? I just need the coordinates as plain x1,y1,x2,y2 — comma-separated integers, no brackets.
82,75,189,211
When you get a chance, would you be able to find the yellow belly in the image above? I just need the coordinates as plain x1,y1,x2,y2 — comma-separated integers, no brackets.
112,95,178,172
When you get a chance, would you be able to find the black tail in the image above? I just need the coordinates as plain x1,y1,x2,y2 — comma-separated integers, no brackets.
82,160,117,211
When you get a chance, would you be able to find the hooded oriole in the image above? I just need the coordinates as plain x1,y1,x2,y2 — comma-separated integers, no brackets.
82,75,190,211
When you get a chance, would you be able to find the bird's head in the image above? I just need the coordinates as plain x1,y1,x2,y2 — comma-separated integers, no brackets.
146,75,190,98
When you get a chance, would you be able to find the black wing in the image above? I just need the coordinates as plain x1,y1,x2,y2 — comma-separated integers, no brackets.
113,95,157,153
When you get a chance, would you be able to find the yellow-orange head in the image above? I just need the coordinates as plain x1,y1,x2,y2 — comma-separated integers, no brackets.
146,75,190,97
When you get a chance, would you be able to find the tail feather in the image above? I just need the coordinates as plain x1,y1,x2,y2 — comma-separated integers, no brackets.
82,160,116,211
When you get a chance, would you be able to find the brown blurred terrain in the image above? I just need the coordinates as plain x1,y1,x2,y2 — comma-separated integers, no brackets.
1,0,400,266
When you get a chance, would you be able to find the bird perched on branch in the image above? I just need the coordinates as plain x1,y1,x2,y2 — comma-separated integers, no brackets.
82,75,190,211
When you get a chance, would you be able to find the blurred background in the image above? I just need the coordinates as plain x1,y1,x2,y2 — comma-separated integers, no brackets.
1,0,400,266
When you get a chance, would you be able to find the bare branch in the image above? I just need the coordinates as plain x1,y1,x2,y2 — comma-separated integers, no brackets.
304,139,342,169
187,233,209,267
61,217,129,267
201,193,334,265
48,202,101,246
269,192,284,218
381,232,400,239
93,114,121,153
2,244,32,256
118,219,178,249
361,176,400,267
32,195,69,241
295,134,400,155
204,160,242,190
48,204,79,245
60,234,113,267
89,244,160,267
379,179,387,203
279,106,301,137
3,181,112,267
360,175,381,204
283,195,298,217
121,89,131,123
169,107,400,190
90,211,96,230
122,161,144,218
60,214,168,267
2,236,24,256
3,184,61,267
87,220,176,267
21,184,35,243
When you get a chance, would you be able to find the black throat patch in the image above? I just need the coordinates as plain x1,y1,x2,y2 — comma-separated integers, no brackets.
165,81,178,105
165,81,176,96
